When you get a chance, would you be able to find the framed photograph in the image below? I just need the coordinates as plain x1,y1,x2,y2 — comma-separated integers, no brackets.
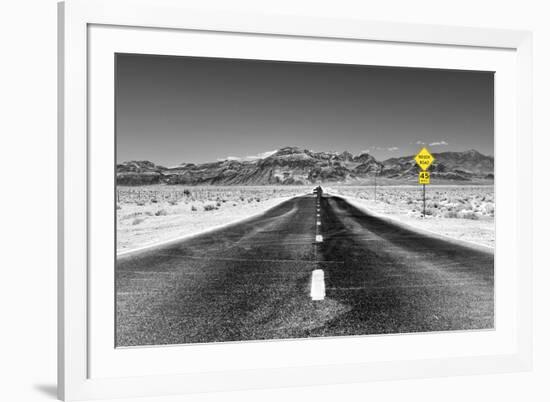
58,0,533,400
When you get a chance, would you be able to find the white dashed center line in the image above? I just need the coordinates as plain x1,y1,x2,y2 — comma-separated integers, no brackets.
312,192,325,300
310,269,326,300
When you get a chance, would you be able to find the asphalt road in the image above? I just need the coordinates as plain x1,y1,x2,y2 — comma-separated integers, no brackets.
116,194,494,347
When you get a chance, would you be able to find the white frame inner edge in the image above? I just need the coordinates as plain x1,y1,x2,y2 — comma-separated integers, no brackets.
59,0,533,400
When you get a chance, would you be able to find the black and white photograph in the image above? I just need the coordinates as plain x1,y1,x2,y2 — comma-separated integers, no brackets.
115,53,495,347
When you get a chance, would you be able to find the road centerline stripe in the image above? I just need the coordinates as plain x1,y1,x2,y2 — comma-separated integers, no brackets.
310,269,326,300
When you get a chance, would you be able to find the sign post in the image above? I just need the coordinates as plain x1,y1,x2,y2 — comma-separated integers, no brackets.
414,148,435,217
373,165,382,203
374,171,377,203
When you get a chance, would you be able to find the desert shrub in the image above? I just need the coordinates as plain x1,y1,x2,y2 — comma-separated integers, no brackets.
122,212,142,220
216,201,221,207
204,204,217,211
183,189,191,197
191,205,197,212
445,210,459,218
459,211,479,220
155,209,167,216
484,204,495,215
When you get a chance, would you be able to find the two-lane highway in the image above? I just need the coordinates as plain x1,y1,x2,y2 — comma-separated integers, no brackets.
116,194,493,347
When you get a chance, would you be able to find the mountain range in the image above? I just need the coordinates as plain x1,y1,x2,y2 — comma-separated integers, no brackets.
116,146,494,186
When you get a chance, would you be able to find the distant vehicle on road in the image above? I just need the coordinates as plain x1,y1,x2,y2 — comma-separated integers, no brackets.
313,186,323,196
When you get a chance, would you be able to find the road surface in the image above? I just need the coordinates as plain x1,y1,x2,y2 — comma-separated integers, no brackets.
116,194,494,347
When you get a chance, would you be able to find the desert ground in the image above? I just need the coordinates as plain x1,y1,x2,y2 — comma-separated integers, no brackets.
116,184,495,253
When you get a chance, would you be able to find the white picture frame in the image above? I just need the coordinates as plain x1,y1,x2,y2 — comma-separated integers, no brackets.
58,0,533,400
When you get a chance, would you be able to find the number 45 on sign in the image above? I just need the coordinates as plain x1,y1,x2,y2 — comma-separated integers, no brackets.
418,171,430,184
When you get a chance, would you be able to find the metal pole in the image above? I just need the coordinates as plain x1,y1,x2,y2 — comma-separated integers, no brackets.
423,184,426,217
374,172,377,202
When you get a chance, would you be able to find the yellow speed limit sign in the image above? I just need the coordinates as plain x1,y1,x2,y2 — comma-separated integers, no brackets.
414,147,435,171
418,171,430,184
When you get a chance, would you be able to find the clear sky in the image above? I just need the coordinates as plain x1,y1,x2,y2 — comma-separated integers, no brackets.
116,53,494,166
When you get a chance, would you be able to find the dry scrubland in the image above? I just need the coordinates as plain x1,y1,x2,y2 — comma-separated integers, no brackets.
116,185,308,252
117,184,495,253
329,185,495,248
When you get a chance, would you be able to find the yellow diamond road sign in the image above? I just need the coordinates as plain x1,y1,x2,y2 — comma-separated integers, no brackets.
414,147,435,171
